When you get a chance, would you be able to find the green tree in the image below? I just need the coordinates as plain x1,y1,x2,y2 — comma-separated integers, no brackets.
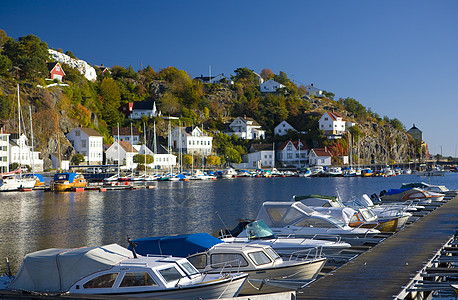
133,154,154,164
71,153,85,165
343,97,367,118
65,51,76,59
99,77,123,127
226,147,242,164
2,34,49,80
183,154,193,166
0,94,11,118
0,54,12,76
0,29,7,47
390,118,405,131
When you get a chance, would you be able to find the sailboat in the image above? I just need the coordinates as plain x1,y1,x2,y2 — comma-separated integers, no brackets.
0,85,36,191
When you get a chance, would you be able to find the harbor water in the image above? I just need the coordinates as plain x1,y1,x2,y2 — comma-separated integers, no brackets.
1,173,457,274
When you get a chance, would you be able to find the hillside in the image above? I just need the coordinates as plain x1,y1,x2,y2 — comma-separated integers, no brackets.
0,31,420,169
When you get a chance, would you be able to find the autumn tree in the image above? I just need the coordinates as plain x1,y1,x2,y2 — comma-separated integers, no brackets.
206,155,221,166
260,68,274,80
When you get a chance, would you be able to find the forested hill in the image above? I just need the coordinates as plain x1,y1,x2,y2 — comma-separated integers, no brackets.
0,31,420,169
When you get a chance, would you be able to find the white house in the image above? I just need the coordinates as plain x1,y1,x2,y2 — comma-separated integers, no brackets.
66,127,104,165
276,140,308,168
274,121,297,136
8,133,44,172
129,100,161,120
105,140,138,170
260,79,285,93
113,126,141,145
233,143,275,169
132,144,177,170
170,126,213,155
308,148,332,166
319,111,346,139
305,84,323,97
50,153,70,171
227,117,265,140
0,129,9,173
194,74,234,84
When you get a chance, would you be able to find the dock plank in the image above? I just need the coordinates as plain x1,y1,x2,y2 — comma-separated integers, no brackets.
297,195,458,299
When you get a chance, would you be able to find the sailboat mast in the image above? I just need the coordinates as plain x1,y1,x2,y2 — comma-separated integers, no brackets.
117,123,120,177
29,106,35,174
143,122,147,175
130,123,133,174
17,84,22,176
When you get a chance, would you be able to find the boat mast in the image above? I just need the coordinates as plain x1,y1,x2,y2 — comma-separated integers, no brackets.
130,123,133,175
201,123,204,173
117,123,120,177
17,84,22,177
179,122,182,174
29,106,35,175
143,122,147,175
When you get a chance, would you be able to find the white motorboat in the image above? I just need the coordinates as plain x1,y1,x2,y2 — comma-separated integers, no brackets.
326,167,342,177
131,233,326,295
222,220,352,256
3,244,247,299
379,188,445,203
255,201,380,245
400,182,449,193
294,194,412,231
222,167,237,178
0,172,36,191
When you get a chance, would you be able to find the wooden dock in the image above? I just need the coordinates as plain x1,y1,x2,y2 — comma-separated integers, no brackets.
297,193,458,299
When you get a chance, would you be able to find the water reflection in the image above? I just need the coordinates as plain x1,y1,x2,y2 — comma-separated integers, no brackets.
0,173,457,273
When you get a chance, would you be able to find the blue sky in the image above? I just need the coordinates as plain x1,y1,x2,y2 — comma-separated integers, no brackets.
1,0,458,156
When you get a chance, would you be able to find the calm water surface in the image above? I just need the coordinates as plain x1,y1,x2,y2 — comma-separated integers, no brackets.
1,173,457,273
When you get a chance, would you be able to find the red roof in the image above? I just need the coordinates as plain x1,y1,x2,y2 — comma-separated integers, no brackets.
326,111,344,121
310,148,332,157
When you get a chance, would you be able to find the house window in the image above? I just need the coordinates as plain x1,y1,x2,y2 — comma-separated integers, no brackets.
324,118,328,121
82,140,86,148
287,145,292,151
264,155,267,158
75,130,80,136
287,153,292,159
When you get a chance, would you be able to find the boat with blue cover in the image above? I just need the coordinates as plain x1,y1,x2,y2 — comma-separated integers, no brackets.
50,172,87,192
131,233,326,295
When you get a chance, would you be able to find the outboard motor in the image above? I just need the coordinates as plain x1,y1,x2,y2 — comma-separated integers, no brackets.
379,190,387,197
371,193,382,204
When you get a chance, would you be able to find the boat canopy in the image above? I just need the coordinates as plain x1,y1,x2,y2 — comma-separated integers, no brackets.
24,174,44,182
256,201,317,228
9,244,132,293
293,194,343,207
245,220,276,239
400,182,430,190
53,172,78,183
132,233,223,258
384,188,408,196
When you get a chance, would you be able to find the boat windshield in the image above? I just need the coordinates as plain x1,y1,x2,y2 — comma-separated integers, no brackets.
246,220,276,240
178,261,200,276
158,266,184,283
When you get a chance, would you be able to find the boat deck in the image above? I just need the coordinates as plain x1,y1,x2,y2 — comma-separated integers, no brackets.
297,193,458,299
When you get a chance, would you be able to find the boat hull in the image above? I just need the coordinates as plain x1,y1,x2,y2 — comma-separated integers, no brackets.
238,258,326,295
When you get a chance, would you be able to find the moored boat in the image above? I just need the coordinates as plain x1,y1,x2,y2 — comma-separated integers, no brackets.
50,172,87,192
131,233,326,295
3,244,247,299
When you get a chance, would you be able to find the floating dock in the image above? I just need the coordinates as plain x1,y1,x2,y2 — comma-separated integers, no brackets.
297,191,458,299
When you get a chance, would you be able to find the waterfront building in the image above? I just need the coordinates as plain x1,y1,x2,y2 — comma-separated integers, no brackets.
66,127,104,165
308,148,332,166
233,143,275,169
227,116,265,140
260,79,285,93
112,126,141,145
319,111,347,139
8,133,44,172
274,121,297,136
276,140,308,168
0,129,9,173
105,140,138,170
170,126,213,156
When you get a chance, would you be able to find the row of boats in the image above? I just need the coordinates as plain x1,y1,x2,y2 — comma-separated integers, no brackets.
0,181,450,298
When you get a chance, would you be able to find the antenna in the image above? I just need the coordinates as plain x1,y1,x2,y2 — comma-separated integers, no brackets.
127,237,138,258
215,211,232,238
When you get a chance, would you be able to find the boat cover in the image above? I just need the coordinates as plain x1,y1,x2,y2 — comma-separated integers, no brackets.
256,201,317,228
132,233,223,257
53,172,78,183
9,244,132,293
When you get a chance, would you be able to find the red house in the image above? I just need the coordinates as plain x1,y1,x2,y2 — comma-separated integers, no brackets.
47,62,66,81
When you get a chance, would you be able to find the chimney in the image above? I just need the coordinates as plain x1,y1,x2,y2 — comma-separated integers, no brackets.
311,83,314,87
